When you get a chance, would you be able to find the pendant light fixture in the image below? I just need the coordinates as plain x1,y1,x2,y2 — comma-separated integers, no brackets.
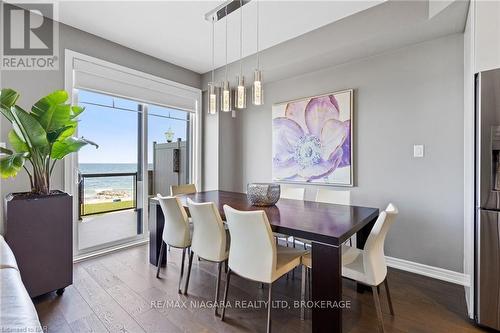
221,6,232,113
234,0,246,110
252,0,264,106
208,17,218,115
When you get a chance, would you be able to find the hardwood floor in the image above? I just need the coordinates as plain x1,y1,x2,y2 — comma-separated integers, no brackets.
33,244,485,333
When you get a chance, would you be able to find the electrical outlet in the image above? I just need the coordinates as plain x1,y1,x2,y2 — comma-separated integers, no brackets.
413,144,424,158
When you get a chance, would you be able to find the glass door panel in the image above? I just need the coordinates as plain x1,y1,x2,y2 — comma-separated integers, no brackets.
76,90,143,253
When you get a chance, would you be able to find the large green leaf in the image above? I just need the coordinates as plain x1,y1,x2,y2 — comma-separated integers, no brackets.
0,89,19,122
47,125,75,143
0,147,13,155
70,105,85,119
11,106,49,152
8,130,29,153
31,90,71,133
0,153,27,178
0,89,20,109
51,137,98,160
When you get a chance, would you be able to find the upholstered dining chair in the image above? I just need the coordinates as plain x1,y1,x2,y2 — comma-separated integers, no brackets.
221,205,308,333
315,188,351,205
170,183,197,196
314,189,355,246
155,194,192,294
184,199,229,315
300,203,398,333
281,187,305,201
275,187,306,247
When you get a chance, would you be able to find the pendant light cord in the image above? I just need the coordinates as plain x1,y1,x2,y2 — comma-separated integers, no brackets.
211,17,215,83
225,6,228,81
239,0,243,75
256,0,260,70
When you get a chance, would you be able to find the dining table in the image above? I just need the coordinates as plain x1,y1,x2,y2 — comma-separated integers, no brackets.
167,190,380,333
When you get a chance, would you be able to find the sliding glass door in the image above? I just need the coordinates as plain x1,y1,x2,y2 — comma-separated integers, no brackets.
76,90,144,253
73,89,193,257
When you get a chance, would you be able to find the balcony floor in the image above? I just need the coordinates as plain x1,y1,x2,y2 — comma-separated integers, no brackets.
78,210,139,250
32,244,485,333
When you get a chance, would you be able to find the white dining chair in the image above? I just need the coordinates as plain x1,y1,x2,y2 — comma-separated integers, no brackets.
281,187,305,201
221,205,308,333
276,187,306,247
184,199,229,315
315,189,355,247
315,188,351,205
170,183,197,196
155,194,192,294
301,203,398,333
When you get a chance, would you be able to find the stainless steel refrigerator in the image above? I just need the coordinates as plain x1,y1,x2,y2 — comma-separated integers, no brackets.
475,68,500,331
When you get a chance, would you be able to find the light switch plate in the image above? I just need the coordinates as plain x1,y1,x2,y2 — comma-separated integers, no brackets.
413,144,424,158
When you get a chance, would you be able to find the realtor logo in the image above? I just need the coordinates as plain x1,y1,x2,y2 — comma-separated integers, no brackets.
1,1,59,70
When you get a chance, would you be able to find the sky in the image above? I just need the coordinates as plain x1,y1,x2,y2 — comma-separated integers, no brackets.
77,90,188,164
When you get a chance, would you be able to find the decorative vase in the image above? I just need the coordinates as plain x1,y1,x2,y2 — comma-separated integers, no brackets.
247,183,281,206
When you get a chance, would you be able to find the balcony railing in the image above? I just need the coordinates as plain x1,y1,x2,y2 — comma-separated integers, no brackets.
78,172,138,219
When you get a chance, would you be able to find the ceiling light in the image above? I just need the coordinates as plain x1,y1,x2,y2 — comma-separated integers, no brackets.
252,0,263,106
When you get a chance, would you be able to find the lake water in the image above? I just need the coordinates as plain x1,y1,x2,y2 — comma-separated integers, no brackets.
79,163,151,201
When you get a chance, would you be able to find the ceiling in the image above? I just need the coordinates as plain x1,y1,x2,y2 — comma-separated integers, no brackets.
48,0,386,74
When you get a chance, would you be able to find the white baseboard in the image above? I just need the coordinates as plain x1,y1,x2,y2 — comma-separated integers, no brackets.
386,256,471,287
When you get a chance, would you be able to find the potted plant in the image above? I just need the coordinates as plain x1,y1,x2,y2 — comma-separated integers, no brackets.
0,88,97,297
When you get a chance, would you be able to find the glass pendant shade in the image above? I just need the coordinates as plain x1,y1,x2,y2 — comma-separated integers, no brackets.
208,82,218,115
234,76,246,109
221,81,232,112
252,70,264,105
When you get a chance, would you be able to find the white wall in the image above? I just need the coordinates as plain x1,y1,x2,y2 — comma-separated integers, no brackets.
206,34,465,273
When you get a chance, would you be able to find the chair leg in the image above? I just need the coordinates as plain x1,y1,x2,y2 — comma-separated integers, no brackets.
221,269,232,321
372,286,385,333
214,262,222,316
308,267,312,296
156,242,165,278
267,283,272,333
384,278,394,315
300,265,306,320
178,248,186,294
183,250,194,295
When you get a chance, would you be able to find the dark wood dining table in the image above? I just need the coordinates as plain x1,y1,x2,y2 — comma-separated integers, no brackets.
174,190,379,333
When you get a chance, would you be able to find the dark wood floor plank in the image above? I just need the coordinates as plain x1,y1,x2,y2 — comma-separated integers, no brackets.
33,244,485,333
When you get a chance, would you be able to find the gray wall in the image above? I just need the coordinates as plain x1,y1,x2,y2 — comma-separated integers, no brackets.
0,19,201,233
204,33,465,272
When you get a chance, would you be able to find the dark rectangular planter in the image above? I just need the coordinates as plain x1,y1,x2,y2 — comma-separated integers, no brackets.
5,191,73,297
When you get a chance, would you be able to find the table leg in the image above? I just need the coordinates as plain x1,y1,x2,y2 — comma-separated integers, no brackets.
355,216,377,292
312,242,342,333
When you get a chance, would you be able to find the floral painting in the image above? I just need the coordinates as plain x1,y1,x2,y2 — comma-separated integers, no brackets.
272,90,353,186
